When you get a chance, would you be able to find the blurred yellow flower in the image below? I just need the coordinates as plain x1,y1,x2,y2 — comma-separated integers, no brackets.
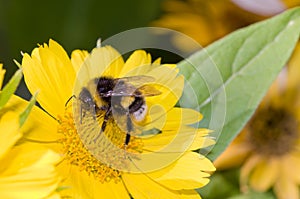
214,44,300,199
21,39,216,198
284,0,300,7
153,0,300,53
153,0,265,51
0,64,61,199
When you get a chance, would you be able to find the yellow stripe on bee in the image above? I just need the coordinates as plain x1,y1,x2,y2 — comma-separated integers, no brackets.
120,96,135,109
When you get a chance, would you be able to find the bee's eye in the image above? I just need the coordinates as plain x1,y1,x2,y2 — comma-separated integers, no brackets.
98,87,106,93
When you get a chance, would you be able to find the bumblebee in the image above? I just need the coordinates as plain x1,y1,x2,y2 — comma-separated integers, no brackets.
77,75,161,147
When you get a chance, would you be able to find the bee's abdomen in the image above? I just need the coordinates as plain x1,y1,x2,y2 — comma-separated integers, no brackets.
129,97,147,122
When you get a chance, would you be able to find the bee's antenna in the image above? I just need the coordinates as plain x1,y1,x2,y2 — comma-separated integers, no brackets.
37,106,59,122
96,38,102,48
65,95,76,108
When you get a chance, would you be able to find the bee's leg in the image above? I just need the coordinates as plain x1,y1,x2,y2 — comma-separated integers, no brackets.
80,104,96,124
101,106,111,132
93,106,111,142
125,113,132,147
80,105,83,124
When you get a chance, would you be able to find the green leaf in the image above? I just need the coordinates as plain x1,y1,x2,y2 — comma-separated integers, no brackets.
197,169,276,199
177,8,300,160
19,92,37,127
228,191,276,199
0,69,23,110
197,170,240,199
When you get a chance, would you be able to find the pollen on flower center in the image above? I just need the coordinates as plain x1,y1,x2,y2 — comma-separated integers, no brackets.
57,109,143,183
247,105,299,156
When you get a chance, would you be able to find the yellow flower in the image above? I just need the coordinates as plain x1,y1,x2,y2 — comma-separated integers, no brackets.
152,0,264,51
214,44,300,199
0,64,61,199
283,0,300,8
21,39,216,198
154,0,300,52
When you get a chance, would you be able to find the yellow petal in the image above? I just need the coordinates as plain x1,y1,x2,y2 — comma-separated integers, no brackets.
0,63,6,89
57,162,130,199
48,39,72,67
71,49,89,73
22,40,76,117
177,190,202,199
145,106,201,133
74,46,124,96
123,172,197,199
5,95,61,146
274,171,299,199
0,111,21,159
0,144,60,199
145,67,184,116
149,152,215,190
240,154,263,192
285,152,300,183
189,130,215,150
143,127,211,153
142,107,206,154
249,158,280,192
163,108,203,128
119,50,152,77
214,142,251,170
92,46,125,78
153,57,161,65
45,193,61,199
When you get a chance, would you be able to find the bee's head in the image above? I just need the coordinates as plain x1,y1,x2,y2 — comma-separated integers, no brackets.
96,76,115,94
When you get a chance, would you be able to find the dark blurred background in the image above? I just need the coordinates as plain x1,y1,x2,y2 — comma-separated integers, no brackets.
0,0,162,98
0,0,293,100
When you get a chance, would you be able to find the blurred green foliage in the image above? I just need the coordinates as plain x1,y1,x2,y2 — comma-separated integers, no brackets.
198,169,276,199
0,0,162,97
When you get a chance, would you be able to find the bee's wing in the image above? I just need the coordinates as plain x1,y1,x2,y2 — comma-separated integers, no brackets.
115,75,155,86
136,85,161,97
106,76,161,97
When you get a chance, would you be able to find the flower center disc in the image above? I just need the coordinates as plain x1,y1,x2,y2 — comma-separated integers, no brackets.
247,105,299,156
58,109,143,183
